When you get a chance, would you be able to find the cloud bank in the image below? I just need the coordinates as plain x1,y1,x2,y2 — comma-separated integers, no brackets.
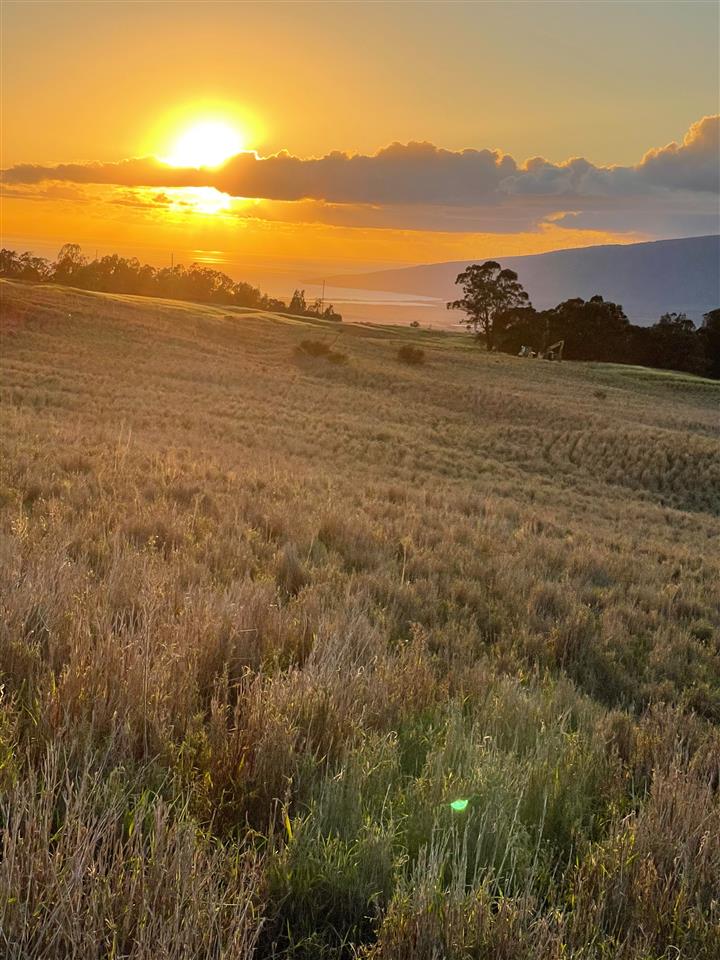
2,116,718,236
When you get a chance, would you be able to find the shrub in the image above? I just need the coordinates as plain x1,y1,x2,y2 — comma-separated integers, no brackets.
297,339,348,364
298,339,332,357
397,345,425,365
326,349,348,364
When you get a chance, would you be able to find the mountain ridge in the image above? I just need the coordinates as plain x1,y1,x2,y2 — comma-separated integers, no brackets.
327,235,720,325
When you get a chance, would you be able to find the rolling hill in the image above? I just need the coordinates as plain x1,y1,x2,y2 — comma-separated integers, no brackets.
1,280,719,958
327,235,720,325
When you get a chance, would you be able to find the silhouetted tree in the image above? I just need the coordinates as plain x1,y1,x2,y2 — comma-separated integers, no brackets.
643,312,705,374
494,304,543,354
289,289,307,315
19,253,52,281
0,244,277,313
53,243,87,284
0,249,20,276
322,305,342,322
0,249,51,281
699,309,720,379
296,297,343,321
447,261,530,350
232,280,264,308
545,295,630,362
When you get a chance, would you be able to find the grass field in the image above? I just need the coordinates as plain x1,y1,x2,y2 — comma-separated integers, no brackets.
1,278,719,959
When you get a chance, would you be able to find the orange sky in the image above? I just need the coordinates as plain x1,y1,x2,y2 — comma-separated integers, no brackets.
0,184,648,273
1,1,718,281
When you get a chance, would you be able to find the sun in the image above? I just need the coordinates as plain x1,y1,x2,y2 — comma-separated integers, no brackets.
164,120,245,168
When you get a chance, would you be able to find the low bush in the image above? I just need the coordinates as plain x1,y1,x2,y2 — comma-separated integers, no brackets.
298,339,333,357
297,339,348,364
397,345,425,365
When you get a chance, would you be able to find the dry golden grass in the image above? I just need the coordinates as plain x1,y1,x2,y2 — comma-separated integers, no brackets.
1,278,719,958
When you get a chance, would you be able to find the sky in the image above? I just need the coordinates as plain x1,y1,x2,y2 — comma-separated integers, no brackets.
1,0,719,285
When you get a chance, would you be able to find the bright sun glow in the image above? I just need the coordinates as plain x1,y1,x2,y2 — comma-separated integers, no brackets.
167,187,233,215
164,120,245,168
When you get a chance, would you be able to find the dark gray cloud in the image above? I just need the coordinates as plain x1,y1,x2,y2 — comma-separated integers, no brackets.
215,142,519,204
1,143,519,204
2,116,717,235
1,157,208,190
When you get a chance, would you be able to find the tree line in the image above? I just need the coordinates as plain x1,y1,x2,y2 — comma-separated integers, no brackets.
449,261,719,379
1,247,716,376
0,244,342,322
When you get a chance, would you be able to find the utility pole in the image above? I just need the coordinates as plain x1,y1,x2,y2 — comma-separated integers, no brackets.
171,252,174,269
320,279,325,316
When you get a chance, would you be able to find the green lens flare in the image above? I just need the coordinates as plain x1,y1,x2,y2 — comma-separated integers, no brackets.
450,798,469,812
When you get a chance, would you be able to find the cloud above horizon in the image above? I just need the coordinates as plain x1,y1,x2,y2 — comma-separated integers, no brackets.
2,116,718,237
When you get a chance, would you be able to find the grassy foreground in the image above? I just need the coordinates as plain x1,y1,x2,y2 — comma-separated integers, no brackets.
1,279,719,959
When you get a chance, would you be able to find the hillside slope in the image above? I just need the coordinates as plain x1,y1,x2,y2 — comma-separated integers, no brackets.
328,235,720,324
1,280,719,958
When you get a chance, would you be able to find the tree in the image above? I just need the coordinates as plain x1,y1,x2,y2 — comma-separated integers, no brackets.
657,311,695,334
547,295,630,362
0,249,51,282
232,280,264,308
637,312,705,374
0,249,21,277
699,308,720,379
52,243,87,284
17,252,51,281
494,304,543,354
323,304,342,322
289,289,307,315
447,261,530,350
